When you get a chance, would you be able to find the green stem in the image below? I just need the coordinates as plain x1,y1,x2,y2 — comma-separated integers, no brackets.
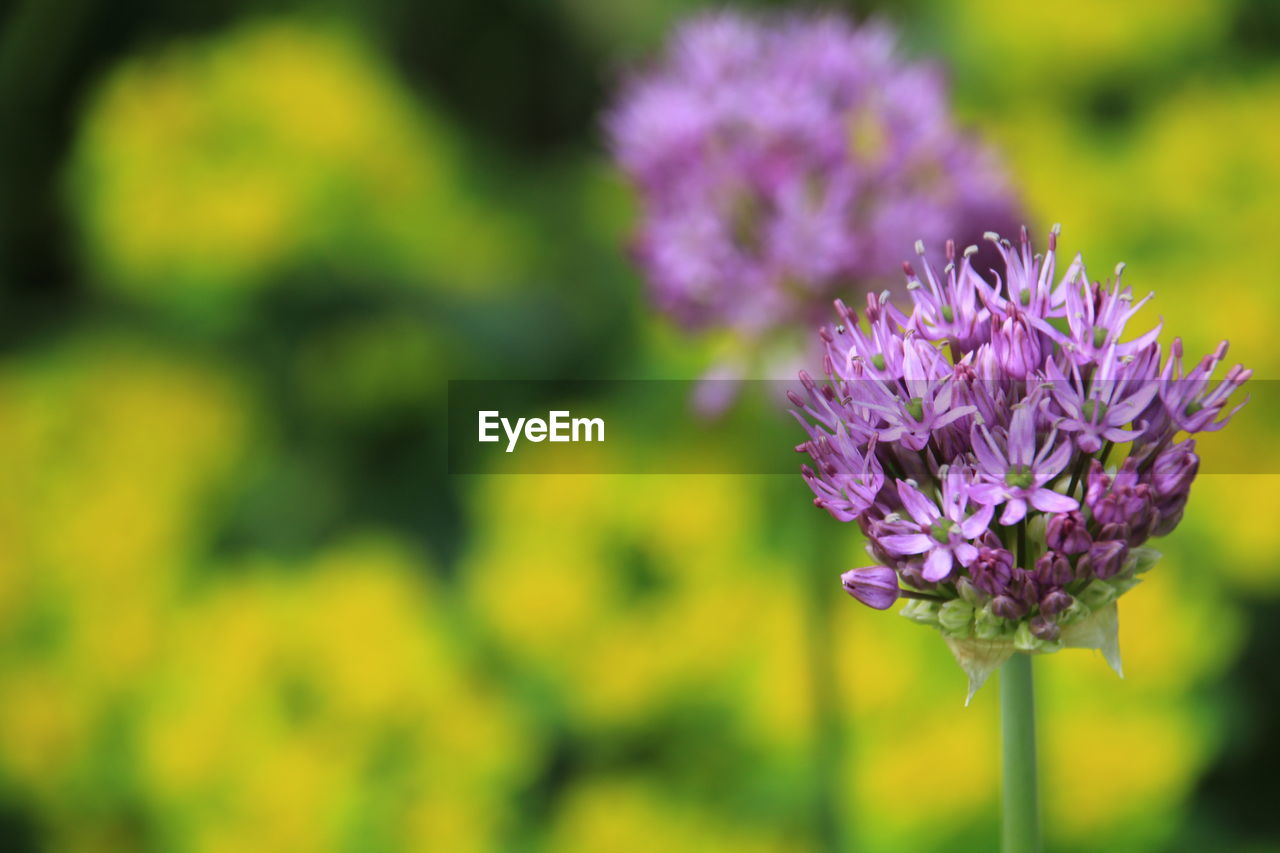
1098,440,1114,469
1065,451,1086,499
1000,653,1041,853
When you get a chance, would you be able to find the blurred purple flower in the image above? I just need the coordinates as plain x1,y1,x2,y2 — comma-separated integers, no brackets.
608,11,1017,334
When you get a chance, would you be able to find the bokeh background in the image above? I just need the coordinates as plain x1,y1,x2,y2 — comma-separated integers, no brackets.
1,0,1278,851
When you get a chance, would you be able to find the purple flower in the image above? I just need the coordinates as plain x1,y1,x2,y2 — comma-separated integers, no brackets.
870,340,976,451
1035,264,1161,367
991,594,1026,621
797,428,885,522
841,567,900,610
787,226,1248,667
1044,345,1158,453
876,467,993,582
904,240,991,353
970,403,1078,524
978,225,1077,319
608,11,1016,333
1158,338,1251,434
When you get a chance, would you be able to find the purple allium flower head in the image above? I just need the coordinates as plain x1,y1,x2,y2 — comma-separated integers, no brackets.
608,11,1017,335
791,225,1250,690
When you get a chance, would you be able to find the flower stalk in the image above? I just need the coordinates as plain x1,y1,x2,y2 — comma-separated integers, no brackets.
1000,653,1040,853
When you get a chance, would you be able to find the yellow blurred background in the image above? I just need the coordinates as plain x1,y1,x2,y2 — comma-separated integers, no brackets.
0,1,1277,851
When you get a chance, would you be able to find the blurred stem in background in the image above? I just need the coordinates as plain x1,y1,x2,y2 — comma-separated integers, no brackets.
1000,653,1040,853
808,519,851,853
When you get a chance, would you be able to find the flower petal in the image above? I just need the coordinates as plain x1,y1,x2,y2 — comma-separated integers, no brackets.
999,498,1027,525
923,547,954,582
1029,488,1079,513
878,533,933,555
896,479,940,525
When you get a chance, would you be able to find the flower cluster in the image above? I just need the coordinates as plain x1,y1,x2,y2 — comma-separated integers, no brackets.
791,226,1250,691
607,12,1017,335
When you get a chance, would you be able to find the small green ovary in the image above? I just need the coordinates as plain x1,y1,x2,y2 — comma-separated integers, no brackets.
1004,467,1034,489
1081,399,1108,423
905,397,925,422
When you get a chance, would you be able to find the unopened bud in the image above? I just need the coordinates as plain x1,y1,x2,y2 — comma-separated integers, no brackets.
1151,439,1199,499
1030,615,1061,642
1151,496,1187,537
841,567,900,610
1078,540,1128,580
1046,511,1091,555
1040,589,1074,617
1098,522,1131,543
1034,552,1073,587
991,594,1026,621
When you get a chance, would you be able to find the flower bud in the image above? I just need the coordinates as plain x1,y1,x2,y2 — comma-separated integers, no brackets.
841,567,900,610
969,546,1014,596
1046,511,1091,555
1123,484,1157,543
1151,495,1187,537
1085,459,1110,506
1112,457,1141,491
1098,522,1131,544
991,594,1026,621
1030,615,1061,642
1077,539,1128,580
973,606,1005,640
1092,493,1122,527
1151,439,1198,499
1034,551,1073,587
992,315,1041,379
1007,569,1039,607
1039,589,1073,617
